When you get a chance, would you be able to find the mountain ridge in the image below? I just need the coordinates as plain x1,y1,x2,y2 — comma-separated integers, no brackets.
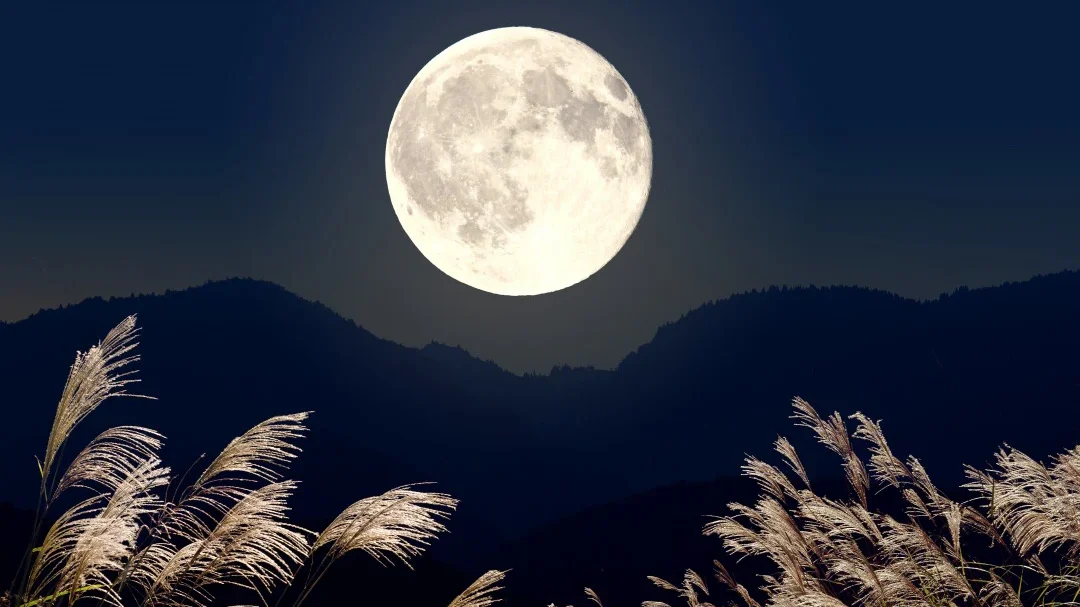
6,269,1077,375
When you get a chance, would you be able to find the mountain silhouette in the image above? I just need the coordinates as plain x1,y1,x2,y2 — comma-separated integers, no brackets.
1,271,1078,570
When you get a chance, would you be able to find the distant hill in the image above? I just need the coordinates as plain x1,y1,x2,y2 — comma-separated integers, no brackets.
1,271,1078,569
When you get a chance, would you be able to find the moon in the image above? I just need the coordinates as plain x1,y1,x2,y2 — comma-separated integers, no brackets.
385,27,652,296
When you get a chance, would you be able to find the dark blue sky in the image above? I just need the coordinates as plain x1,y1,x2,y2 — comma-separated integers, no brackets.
2,1,1078,372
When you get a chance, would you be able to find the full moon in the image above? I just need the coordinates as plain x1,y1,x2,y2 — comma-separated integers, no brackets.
385,27,652,296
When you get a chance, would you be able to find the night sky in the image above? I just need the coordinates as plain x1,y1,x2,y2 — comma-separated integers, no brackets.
2,1,1078,373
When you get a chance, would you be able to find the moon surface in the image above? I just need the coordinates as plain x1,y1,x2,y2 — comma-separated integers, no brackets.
385,27,652,296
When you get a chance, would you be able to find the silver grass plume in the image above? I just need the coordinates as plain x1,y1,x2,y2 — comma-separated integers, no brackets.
312,484,458,568
446,569,508,607
27,497,106,598
743,457,799,502
965,444,1080,557
29,457,169,606
705,497,822,594
193,412,310,488
53,426,164,500
774,437,811,491
138,481,310,606
791,397,869,508
127,413,313,607
59,459,170,605
848,412,910,489
40,315,151,486
159,412,310,542
906,456,950,513
644,570,714,607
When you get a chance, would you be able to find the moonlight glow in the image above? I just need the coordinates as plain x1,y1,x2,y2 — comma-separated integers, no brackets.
385,27,653,296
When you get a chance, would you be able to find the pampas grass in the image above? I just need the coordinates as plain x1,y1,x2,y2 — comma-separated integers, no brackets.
669,396,1080,607
447,570,509,607
3,317,505,607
